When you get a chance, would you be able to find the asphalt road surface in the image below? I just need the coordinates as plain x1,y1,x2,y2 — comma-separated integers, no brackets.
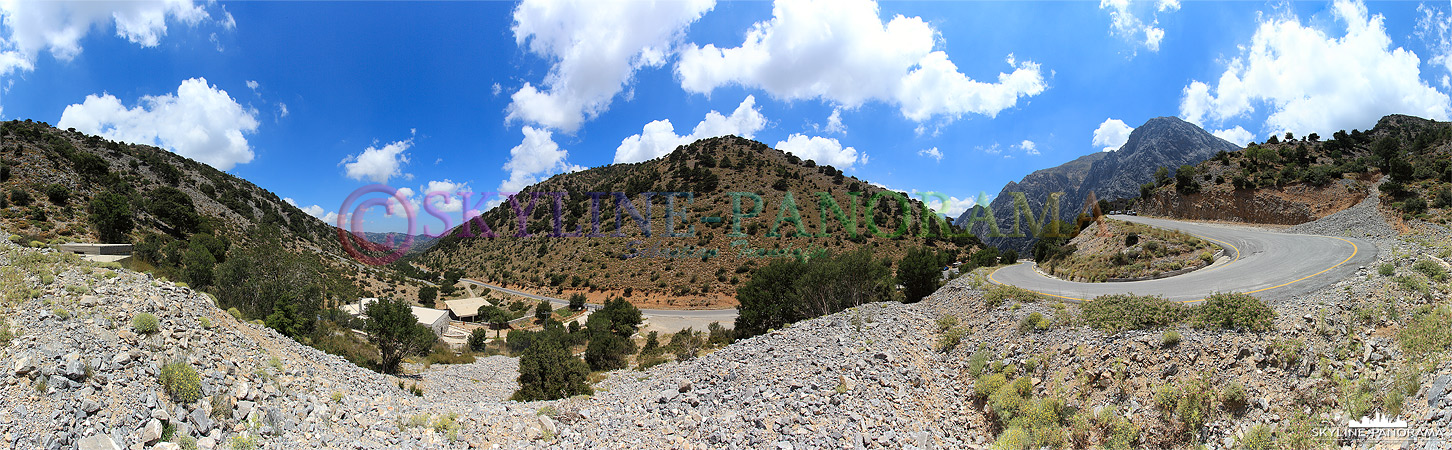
459,279,739,332
989,215,1378,304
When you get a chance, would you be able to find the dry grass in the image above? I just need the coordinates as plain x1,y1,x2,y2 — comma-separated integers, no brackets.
1044,219,1215,282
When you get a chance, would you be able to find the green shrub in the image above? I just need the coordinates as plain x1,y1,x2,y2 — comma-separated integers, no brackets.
227,307,243,320
993,427,1031,450
197,317,211,329
1395,275,1430,295
468,328,489,352
984,284,1044,308
1081,294,1186,333
1173,376,1215,437
975,372,1007,401
1412,259,1448,282
988,377,1032,423
1398,305,1452,361
936,315,959,332
1238,424,1275,450
1378,263,1396,276
1017,312,1049,334
968,349,994,376
1195,292,1275,332
1161,330,1181,347
159,360,202,403
1221,381,1247,412
937,327,966,353
132,313,159,334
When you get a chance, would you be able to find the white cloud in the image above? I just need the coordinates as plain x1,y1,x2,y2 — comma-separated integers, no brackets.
1091,118,1134,152
0,1,216,76
506,0,716,132
245,80,259,93
58,77,259,171
1416,2,1452,88
341,137,412,184
1180,0,1451,138
978,143,1002,155
613,95,766,164
1211,126,1254,146
918,147,943,162
421,179,469,213
1017,139,1039,156
499,126,585,193
1099,0,1173,52
276,102,289,119
823,108,845,134
676,0,1045,123
284,197,334,223
773,134,864,168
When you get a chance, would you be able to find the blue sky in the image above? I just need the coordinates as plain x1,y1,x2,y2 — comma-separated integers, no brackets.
2,0,1450,234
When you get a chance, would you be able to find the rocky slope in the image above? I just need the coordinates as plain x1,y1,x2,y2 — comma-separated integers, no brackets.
3,187,1451,449
960,117,1241,254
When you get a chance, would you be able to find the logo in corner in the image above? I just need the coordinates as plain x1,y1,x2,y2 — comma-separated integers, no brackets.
1347,413,1408,429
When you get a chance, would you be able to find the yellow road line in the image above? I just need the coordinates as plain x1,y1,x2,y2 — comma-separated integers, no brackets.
987,235,1360,304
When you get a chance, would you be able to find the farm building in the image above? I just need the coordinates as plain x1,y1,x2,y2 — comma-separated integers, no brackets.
341,298,451,337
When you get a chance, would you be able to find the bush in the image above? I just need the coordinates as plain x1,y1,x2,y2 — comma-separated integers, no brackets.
159,360,202,403
984,284,1044,309
1221,381,1247,412
568,293,587,311
512,334,592,401
1124,233,1139,247
584,331,635,371
1161,330,1181,347
1017,312,1049,334
1378,263,1396,276
468,328,489,352
132,313,159,334
974,372,1007,401
937,327,965,353
45,184,69,205
1412,259,1448,282
365,298,437,374
7,188,30,207
936,315,959,332
1081,294,1185,333
899,247,942,303
1195,292,1275,332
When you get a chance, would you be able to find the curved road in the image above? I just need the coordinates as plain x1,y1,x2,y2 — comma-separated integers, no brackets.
459,279,739,329
989,215,1377,304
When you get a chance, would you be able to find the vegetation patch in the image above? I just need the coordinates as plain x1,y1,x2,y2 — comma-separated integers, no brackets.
1041,219,1216,282
1080,294,1187,333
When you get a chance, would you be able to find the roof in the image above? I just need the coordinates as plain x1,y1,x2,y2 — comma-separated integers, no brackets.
442,297,491,318
411,306,450,325
339,297,380,316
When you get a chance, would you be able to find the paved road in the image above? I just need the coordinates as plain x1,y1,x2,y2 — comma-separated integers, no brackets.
988,215,1378,304
459,279,739,331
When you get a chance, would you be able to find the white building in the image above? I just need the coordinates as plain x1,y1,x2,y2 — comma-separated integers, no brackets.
342,298,451,337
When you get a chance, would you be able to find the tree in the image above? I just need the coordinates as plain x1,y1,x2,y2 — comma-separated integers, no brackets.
535,300,552,323
147,186,200,237
418,286,438,305
1000,249,1019,265
734,259,807,337
213,231,325,324
365,297,436,374
568,293,587,311
1154,167,1171,187
477,305,510,338
89,190,134,243
45,184,69,205
588,297,642,338
512,335,592,401
584,331,635,371
899,247,942,303
180,245,216,290
1175,165,1201,195
969,247,1000,269
468,328,489,352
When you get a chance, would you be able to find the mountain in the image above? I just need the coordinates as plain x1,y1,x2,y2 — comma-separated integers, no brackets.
0,119,417,303
417,135,977,309
957,116,1241,253
1139,114,1452,224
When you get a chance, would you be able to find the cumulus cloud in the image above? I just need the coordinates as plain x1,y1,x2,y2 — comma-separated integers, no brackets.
773,134,864,168
1091,118,1134,152
1180,0,1451,138
58,77,259,171
341,137,412,184
613,95,766,164
421,179,469,214
1099,0,1175,52
676,0,1045,123
507,0,716,132
1211,126,1254,146
245,80,259,93
918,147,943,162
498,126,585,193
823,108,845,134
1017,140,1039,156
284,197,328,219
0,1,219,76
